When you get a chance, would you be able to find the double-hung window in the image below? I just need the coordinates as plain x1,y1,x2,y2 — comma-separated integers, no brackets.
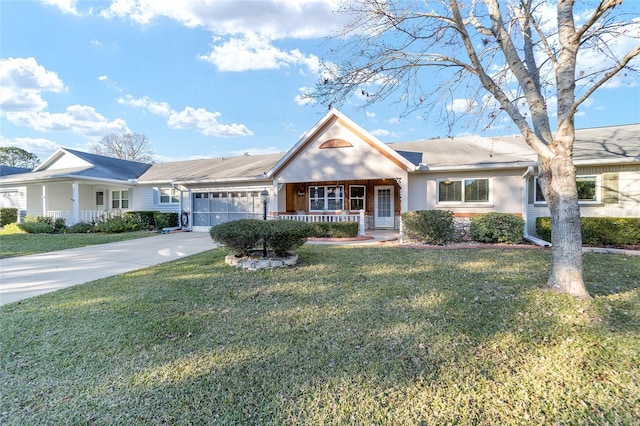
309,185,344,211
349,185,366,211
111,190,129,209
160,187,180,204
535,176,599,204
438,178,490,203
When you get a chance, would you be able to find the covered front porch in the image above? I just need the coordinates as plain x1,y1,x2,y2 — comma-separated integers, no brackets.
274,178,405,232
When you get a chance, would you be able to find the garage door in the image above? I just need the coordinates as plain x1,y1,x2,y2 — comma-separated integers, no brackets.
192,191,263,227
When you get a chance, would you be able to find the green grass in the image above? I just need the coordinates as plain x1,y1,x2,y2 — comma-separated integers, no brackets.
1,245,638,425
0,231,155,258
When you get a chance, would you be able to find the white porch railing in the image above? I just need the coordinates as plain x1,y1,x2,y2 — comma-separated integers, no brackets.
277,210,367,236
46,209,125,224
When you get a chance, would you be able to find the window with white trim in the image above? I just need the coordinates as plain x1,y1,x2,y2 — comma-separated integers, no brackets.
111,190,129,209
438,178,490,203
534,176,600,204
160,187,180,204
309,185,344,211
349,185,366,211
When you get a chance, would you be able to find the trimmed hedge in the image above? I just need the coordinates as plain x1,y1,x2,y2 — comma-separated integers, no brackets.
210,219,314,257
154,212,179,230
311,222,359,238
124,211,156,230
401,210,454,245
0,208,18,227
18,216,54,234
94,214,146,233
536,216,640,246
470,213,524,244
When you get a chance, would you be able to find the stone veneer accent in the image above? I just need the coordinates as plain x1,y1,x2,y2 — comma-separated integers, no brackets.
225,254,298,271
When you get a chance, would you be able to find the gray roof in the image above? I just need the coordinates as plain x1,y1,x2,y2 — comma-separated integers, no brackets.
138,152,285,183
0,148,152,184
0,166,32,176
389,123,640,170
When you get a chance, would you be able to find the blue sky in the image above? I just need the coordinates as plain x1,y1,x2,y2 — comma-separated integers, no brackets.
1,0,639,163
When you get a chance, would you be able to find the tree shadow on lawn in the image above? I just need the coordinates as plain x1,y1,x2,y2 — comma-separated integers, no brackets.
1,246,638,424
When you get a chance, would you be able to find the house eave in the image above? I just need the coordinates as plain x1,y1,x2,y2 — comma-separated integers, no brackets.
415,162,535,172
141,176,273,186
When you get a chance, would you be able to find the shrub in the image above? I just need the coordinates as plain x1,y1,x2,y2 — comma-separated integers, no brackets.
401,210,454,245
1,223,25,234
210,219,264,256
125,211,156,230
154,212,179,230
94,214,146,233
265,220,314,256
311,222,359,238
0,208,18,226
53,217,66,232
210,219,314,257
17,215,54,233
66,222,94,234
536,216,640,246
470,213,524,244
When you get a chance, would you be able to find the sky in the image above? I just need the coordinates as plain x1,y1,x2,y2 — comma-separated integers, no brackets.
1,0,639,164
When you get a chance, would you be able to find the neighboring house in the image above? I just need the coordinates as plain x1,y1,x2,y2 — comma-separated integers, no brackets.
0,166,32,219
0,109,638,240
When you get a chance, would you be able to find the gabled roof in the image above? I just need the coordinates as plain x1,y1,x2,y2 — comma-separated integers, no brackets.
0,148,152,184
268,108,416,178
138,152,284,184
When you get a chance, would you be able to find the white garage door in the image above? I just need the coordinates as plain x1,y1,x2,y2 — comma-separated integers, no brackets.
192,191,263,228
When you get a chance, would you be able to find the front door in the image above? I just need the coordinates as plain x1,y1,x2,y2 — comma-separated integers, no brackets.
374,185,394,228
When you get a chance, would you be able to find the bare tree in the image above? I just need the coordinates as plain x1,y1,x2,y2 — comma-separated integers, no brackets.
315,0,639,299
92,133,154,163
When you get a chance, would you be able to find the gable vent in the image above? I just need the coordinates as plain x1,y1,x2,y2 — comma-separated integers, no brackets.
319,139,353,149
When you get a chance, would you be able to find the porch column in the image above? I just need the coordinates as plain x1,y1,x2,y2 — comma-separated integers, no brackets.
399,177,409,235
42,184,48,217
359,209,365,236
71,181,80,225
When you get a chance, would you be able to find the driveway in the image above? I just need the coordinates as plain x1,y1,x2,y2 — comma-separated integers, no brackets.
0,232,217,306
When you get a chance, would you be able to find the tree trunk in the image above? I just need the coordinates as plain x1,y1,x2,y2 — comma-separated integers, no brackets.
539,153,591,299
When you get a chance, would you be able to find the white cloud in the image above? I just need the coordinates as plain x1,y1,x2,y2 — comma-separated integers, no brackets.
447,98,478,113
199,34,321,73
117,94,253,137
117,94,172,117
4,105,130,137
365,111,376,118
99,0,344,39
295,87,314,106
0,135,59,160
0,57,65,112
167,107,253,137
369,128,399,138
41,0,82,15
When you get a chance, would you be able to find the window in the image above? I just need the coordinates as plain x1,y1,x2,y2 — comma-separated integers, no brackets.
112,190,129,209
438,178,490,203
534,176,599,204
349,185,366,210
160,187,180,204
309,185,344,211
96,191,104,206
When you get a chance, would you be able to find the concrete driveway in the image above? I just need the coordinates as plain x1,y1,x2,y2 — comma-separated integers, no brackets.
0,232,217,306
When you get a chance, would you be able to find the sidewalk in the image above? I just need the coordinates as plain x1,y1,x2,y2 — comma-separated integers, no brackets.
0,232,218,306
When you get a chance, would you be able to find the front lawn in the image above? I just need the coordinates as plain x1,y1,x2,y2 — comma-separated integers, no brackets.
0,231,155,258
1,246,638,424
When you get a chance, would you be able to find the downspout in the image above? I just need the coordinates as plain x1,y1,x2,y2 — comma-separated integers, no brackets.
522,166,552,247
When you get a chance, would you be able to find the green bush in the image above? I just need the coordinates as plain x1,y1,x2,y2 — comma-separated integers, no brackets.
125,211,156,230
210,219,264,256
210,219,313,257
53,217,66,232
401,210,454,245
470,212,524,244
94,214,146,233
536,216,640,246
154,212,179,230
311,221,359,238
0,208,18,226
17,215,54,233
265,220,314,256
66,222,94,234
